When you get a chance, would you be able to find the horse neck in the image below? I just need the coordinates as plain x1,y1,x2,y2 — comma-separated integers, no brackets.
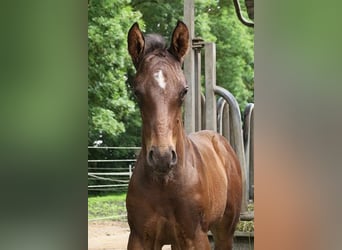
175,125,187,166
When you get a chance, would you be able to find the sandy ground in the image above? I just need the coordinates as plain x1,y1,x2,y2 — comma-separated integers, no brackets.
88,220,171,250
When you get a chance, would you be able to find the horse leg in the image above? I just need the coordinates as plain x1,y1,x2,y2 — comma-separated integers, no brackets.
210,210,239,250
171,244,180,250
171,245,180,250
211,224,234,250
193,231,212,250
128,231,163,250
178,230,211,250
127,232,144,250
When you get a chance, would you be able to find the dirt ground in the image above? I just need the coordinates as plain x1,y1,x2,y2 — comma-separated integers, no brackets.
88,220,171,250
88,220,129,250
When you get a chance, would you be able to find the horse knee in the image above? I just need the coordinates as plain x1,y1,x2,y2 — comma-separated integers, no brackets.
127,233,143,250
213,236,233,250
192,232,211,250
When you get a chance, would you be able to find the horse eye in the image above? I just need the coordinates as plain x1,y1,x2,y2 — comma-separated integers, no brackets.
180,87,188,99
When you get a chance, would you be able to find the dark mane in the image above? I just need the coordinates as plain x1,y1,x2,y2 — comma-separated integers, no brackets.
144,34,167,55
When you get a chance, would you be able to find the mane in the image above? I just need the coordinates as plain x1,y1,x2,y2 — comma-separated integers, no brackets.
144,34,167,55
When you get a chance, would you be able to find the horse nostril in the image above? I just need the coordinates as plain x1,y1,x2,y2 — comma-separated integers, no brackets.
171,149,177,165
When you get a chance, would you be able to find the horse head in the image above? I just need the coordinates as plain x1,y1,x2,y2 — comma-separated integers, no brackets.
128,21,189,174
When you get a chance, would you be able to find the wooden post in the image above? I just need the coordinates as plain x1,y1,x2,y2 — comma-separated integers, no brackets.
183,0,195,134
204,42,217,131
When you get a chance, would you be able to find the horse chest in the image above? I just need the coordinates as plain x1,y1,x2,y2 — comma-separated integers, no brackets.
142,199,205,246
143,189,207,231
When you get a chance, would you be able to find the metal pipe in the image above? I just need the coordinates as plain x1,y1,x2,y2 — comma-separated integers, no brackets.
217,97,231,141
232,0,254,27
243,103,254,200
214,85,249,214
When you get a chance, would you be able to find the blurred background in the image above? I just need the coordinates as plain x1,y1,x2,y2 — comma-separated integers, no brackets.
88,1,254,248
0,0,341,249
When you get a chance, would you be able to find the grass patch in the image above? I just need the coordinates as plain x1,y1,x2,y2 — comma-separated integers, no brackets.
88,193,254,233
236,203,254,232
88,192,127,221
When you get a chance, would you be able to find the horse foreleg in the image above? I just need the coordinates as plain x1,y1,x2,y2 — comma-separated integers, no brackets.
179,231,211,250
128,231,164,250
210,218,236,250
127,232,144,250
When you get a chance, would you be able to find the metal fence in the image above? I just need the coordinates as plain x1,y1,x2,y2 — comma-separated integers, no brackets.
88,146,140,192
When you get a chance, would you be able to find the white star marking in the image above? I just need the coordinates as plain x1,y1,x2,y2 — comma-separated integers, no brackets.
153,70,166,89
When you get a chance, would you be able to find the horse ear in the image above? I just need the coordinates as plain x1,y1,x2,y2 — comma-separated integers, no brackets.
128,22,145,69
168,21,189,63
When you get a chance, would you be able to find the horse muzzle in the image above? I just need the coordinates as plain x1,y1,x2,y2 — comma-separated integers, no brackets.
146,145,177,173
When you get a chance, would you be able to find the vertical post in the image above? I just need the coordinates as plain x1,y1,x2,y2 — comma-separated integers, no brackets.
129,164,132,178
249,108,254,200
183,0,195,134
201,93,206,130
243,103,254,200
194,48,202,131
204,42,217,131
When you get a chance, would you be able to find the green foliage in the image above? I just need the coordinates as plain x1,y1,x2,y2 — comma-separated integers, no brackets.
131,0,183,37
88,1,143,194
213,7,254,111
195,1,254,111
236,203,254,232
130,0,254,111
88,0,142,145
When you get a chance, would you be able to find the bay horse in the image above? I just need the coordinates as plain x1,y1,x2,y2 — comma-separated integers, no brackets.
126,21,242,250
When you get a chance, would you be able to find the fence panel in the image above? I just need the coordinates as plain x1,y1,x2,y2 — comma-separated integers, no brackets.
88,147,139,193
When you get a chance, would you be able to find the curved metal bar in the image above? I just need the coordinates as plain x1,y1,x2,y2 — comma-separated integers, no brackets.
214,85,249,214
232,0,254,27
201,93,206,130
217,97,226,135
243,103,254,200
217,97,230,140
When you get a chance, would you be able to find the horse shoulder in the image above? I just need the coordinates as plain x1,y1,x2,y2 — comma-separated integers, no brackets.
187,131,234,220
188,130,232,168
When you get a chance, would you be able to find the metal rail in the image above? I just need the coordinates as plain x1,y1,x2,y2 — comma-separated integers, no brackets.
214,86,249,216
88,146,141,150
232,0,254,27
88,159,136,163
217,97,230,140
243,103,254,200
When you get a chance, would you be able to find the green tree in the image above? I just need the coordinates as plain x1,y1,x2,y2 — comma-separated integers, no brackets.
131,0,254,110
88,0,144,193
194,0,254,110
207,3,254,110
131,0,183,36
88,0,142,146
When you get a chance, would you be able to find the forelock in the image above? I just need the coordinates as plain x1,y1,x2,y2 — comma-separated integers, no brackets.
144,34,167,55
